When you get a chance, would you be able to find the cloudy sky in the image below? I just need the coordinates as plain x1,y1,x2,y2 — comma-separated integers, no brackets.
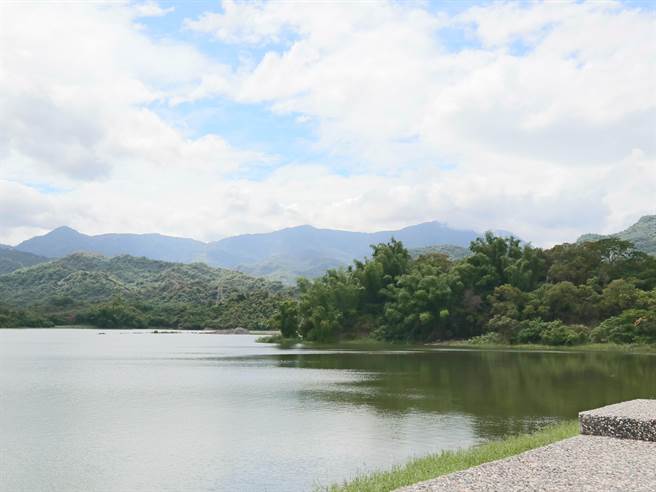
0,0,654,246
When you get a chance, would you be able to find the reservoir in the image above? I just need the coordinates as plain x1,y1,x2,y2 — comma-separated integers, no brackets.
1,329,655,491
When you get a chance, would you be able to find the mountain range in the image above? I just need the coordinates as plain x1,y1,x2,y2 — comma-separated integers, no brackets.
0,247,48,275
11,221,494,283
3,215,654,283
578,215,656,254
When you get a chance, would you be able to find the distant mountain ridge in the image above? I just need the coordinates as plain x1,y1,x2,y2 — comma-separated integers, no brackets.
0,247,49,275
17,226,207,263
15,221,498,282
578,215,656,255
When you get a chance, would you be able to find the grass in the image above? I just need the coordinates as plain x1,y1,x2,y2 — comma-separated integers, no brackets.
435,340,656,354
255,334,303,348
324,420,579,492
262,333,656,355
304,337,405,349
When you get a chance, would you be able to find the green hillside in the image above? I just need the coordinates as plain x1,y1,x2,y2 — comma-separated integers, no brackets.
0,248,49,274
578,215,656,254
239,254,346,285
0,253,291,329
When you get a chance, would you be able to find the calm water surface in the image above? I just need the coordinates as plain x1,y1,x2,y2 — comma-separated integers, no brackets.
1,329,655,491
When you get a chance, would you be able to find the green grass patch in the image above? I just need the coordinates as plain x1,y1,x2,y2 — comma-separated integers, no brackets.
255,334,302,347
434,340,656,354
324,420,579,492
304,336,406,349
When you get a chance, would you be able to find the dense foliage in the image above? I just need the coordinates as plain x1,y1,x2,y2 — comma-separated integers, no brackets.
271,234,656,345
0,305,55,328
0,253,290,330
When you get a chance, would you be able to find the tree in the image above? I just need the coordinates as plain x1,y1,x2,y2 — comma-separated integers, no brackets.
545,242,601,285
353,238,411,313
466,233,524,293
488,284,527,320
297,270,363,341
504,245,548,291
378,260,458,341
600,279,640,318
76,298,147,328
270,299,299,338
524,282,600,325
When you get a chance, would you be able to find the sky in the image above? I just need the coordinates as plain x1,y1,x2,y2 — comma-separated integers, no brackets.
0,0,654,246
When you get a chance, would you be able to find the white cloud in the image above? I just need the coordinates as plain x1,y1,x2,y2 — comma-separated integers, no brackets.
0,1,247,187
134,1,175,18
183,0,655,244
184,0,297,44
0,0,654,248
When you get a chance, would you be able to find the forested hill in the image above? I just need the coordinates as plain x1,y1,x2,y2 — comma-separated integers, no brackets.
0,247,49,274
578,215,656,255
0,253,289,329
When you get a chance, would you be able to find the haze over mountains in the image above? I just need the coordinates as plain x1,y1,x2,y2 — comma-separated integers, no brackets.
3,216,654,283
12,221,493,283
0,248,48,275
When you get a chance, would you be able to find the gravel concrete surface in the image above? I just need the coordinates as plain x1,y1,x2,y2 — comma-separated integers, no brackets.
395,435,656,492
580,399,656,421
580,399,656,441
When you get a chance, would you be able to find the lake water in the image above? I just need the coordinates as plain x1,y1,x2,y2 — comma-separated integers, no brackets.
1,329,655,491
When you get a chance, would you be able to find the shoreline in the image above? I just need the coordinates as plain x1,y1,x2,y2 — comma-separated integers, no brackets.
261,336,656,355
0,325,279,336
325,421,579,492
4,328,655,354
430,340,656,355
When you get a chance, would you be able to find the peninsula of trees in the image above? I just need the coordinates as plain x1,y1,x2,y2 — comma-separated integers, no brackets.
271,234,656,346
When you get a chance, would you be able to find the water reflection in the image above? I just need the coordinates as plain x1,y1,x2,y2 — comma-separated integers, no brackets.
272,349,656,438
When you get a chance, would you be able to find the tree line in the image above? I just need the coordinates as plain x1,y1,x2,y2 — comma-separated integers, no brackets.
270,234,656,345
0,290,286,330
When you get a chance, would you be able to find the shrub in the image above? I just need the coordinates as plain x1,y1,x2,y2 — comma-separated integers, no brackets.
486,315,521,341
515,319,544,344
514,319,588,346
591,309,656,344
539,321,588,346
467,332,506,345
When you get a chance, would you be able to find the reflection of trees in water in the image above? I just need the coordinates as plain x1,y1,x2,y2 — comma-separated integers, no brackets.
275,350,656,439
